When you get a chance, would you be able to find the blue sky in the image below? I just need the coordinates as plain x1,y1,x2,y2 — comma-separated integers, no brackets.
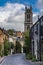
0,0,39,12
0,0,37,6
0,0,43,31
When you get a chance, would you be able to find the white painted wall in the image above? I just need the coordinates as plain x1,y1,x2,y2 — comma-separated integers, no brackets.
34,25,38,59
9,37,13,42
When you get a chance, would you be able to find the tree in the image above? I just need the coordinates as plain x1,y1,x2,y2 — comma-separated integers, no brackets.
7,29,15,36
24,30,31,54
15,41,21,53
10,42,14,49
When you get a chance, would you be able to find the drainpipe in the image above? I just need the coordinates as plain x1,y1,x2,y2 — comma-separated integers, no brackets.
39,20,41,61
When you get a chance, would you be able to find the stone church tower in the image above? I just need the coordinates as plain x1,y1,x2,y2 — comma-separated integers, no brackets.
24,6,33,32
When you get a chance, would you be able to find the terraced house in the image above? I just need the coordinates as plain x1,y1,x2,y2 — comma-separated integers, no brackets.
30,16,43,61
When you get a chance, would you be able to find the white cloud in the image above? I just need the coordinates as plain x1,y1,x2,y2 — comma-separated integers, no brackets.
1,2,43,31
37,0,43,12
0,3,25,31
33,13,39,24
33,13,38,17
33,0,43,24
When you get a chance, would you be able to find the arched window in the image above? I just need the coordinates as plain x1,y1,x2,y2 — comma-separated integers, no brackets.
27,15,30,19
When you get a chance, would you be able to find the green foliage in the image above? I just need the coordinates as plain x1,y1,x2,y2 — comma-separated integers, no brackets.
4,41,10,55
1,53,4,57
0,44,2,56
10,42,14,49
24,30,31,54
26,53,32,60
26,53,37,62
24,30,29,37
32,56,37,62
7,29,15,36
15,41,21,53
0,44,4,57
4,41,14,56
0,44,2,51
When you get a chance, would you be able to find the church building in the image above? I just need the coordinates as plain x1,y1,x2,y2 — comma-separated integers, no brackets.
24,6,33,32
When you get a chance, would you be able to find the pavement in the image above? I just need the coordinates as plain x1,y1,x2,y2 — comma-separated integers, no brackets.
0,53,43,65
0,57,4,64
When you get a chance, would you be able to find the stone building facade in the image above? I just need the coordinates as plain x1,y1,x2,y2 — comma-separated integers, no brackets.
30,16,43,61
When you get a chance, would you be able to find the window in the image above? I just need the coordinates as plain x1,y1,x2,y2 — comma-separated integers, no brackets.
27,15,30,19
27,19,30,22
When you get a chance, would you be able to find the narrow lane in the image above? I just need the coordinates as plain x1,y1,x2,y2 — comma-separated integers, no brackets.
1,54,32,65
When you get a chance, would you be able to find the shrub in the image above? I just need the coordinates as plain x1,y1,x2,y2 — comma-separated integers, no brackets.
10,42,14,49
25,52,38,62
0,44,2,50
32,56,37,62
4,41,10,56
4,41,15,56
1,53,4,57
26,53,32,60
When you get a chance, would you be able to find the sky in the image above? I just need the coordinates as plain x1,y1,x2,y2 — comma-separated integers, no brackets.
0,0,43,31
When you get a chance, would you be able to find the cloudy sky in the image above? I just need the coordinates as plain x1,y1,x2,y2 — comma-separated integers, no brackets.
0,0,43,31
